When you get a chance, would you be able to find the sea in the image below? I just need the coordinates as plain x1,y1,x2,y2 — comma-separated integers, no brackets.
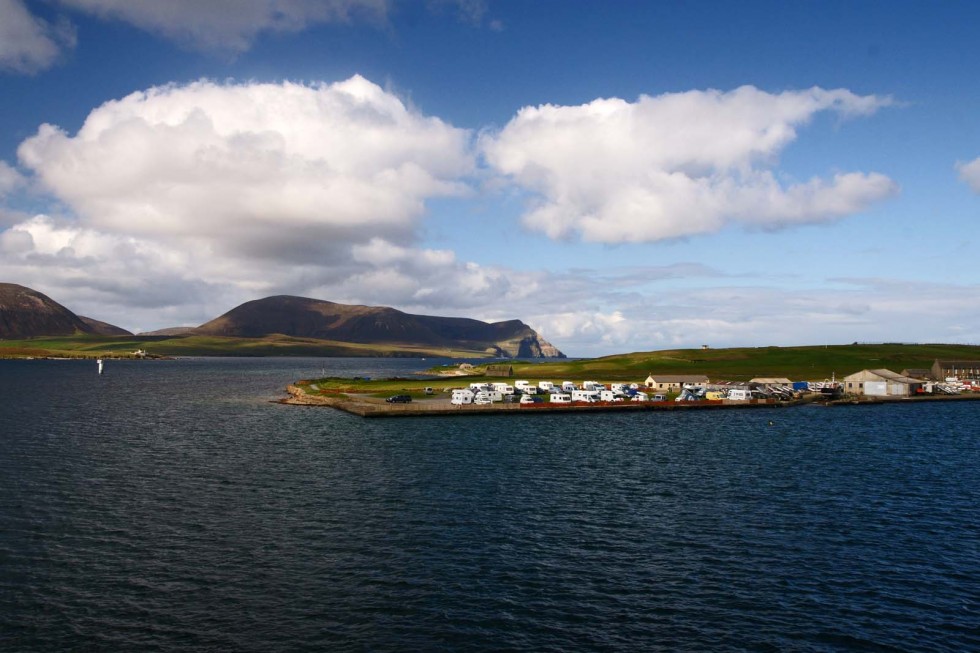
1,357,976,652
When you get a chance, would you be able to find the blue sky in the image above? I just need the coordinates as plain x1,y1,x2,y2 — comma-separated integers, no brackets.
1,0,978,356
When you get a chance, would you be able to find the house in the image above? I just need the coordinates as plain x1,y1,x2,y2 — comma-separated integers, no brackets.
644,374,710,392
931,359,980,382
842,369,923,397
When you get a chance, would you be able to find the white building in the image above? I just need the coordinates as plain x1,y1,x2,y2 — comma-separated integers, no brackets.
842,369,923,397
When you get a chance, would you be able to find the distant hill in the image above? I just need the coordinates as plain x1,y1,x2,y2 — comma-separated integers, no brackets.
138,326,197,336
79,316,133,336
0,283,97,338
194,295,565,358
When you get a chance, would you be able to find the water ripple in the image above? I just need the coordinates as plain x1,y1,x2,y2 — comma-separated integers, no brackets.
1,359,977,651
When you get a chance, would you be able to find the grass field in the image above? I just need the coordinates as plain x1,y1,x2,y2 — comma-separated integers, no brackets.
291,343,980,398
0,333,496,359
4,336,977,390
494,343,980,382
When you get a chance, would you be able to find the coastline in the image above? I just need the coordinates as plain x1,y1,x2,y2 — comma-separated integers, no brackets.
281,384,980,418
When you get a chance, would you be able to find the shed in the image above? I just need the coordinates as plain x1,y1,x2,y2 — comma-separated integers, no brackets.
486,364,514,377
842,369,922,397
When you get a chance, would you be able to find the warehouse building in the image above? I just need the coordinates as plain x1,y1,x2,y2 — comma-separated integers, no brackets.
843,369,923,397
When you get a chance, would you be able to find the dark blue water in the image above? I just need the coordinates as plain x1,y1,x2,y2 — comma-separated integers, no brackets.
1,358,977,651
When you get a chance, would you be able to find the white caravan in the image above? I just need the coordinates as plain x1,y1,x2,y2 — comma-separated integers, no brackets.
571,390,599,403
549,393,572,404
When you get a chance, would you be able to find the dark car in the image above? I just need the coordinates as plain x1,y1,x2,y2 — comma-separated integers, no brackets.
386,394,412,403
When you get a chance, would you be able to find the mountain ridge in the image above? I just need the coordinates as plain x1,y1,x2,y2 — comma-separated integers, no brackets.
0,285,565,358
194,295,564,358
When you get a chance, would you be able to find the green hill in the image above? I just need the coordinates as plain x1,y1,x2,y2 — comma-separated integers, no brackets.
456,343,980,383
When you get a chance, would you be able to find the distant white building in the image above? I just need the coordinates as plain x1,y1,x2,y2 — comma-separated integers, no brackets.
644,374,710,392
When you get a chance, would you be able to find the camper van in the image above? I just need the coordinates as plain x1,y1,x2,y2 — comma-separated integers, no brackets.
561,381,577,392
571,390,599,403
538,381,555,392
599,390,623,402
549,393,572,404
727,389,750,401
451,389,474,405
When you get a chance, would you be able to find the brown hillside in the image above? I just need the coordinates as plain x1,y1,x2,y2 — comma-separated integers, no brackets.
194,295,565,358
0,283,94,338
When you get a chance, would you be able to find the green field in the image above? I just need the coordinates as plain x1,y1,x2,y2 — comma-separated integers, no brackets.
289,343,980,398
493,343,980,382
4,336,977,389
0,333,499,359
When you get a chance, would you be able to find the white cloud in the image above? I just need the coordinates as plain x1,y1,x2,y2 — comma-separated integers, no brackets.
956,157,980,193
0,0,76,73
18,76,473,262
481,85,898,243
3,76,930,353
0,160,25,195
58,0,387,54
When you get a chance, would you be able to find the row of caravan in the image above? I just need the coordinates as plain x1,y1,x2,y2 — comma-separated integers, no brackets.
450,381,665,406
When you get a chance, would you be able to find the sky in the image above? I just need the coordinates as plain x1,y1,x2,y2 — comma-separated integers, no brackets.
0,0,978,357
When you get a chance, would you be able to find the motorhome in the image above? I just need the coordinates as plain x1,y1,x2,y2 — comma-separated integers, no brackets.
631,392,649,402
451,389,474,405
571,390,599,403
599,390,622,402
561,381,577,392
549,393,572,404
514,380,531,391
538,381,555,392
481,391,503,402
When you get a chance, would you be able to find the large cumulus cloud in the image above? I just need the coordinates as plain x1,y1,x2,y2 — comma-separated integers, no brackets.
18,75,473,262
480,86,898,243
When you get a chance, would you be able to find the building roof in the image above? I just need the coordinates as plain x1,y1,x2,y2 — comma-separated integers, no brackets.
845,369,921,385
750,377,792,384
901,368,931,378
645,374,710,383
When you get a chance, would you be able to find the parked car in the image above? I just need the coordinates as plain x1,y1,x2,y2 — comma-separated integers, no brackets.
519,394,536,404
386,394,412,403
